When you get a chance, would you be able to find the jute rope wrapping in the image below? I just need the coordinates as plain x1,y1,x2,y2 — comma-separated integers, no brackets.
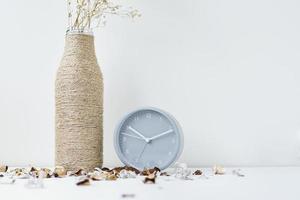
55,34,103,171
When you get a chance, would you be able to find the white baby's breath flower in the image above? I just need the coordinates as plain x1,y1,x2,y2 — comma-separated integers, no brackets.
66,0,140,32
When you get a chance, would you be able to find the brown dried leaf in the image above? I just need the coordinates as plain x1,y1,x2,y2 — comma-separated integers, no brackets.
101,167,111,172
111,167,124,174
193,170,203,175
29,167,38,172
100,166,140,177
29,167,39,177
141,167,160,176
124,166,140,175
153,167,161,173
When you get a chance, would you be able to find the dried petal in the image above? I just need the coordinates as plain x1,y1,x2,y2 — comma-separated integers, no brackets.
111,167,124,174
193,170,202,175
94,167,102,172
30,167,38,173
160,172,170,176
29,167,39,177
153,167,161,173
118,169,136,179
40,168,52,178
76,176,90,186
143,174,156,184
11,168,29,179
53,166,67,177
88,171,104,181
141,167,160,176
0,165,8,173
124,166,140,174
101,167,111,172
106,174,117,181
68,168,86,176
213,165,225,175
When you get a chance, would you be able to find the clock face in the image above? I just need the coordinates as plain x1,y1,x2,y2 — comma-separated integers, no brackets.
114,108,183,170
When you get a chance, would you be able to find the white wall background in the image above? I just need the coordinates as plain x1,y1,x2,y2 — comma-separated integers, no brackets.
0,0,300,167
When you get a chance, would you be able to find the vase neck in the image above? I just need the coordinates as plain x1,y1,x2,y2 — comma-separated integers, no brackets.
64,34,96,58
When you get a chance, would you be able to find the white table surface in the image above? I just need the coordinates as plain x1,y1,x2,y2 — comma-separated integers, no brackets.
1,167,300,200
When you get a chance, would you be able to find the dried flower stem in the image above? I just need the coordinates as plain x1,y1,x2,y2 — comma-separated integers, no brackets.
67,0,140,32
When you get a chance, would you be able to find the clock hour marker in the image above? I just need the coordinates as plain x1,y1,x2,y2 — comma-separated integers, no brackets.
146,113,151,119
126,149,130,154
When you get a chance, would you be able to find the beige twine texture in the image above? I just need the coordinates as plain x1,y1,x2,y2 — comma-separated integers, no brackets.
55,34,103,171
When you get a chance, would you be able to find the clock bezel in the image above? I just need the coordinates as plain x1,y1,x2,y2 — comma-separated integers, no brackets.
114,107,184,170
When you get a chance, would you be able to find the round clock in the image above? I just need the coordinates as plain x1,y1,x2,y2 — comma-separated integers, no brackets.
114,107,184,170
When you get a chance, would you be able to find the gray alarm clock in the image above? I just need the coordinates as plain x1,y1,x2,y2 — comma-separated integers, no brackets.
114,107,184,170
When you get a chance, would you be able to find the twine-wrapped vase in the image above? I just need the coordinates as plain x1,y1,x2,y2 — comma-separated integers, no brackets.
55,33,103,171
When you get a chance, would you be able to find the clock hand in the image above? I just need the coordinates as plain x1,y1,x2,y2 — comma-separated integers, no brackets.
149,129,174,141
121,132,144,140
128,126,150,143
137,142,148,161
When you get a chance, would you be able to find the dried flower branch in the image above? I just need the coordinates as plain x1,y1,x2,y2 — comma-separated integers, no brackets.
66,0,140,33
